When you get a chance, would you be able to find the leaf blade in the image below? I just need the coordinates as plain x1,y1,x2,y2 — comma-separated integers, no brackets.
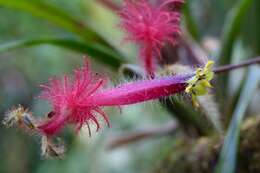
215,65,260,173
218,0,254,97
0,38,125,69
0,0,105,42
219,0,254,65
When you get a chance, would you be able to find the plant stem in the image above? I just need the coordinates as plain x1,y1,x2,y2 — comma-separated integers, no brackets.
107,121,178,149
214,57,260,74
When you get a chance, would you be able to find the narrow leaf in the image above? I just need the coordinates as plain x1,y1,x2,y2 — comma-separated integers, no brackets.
0,0,104,42
0,39,125,69
183,2,200,41
218,0,254,96
215,65,260,173
198,95,222,134
219,0,254,65
81,1,138,60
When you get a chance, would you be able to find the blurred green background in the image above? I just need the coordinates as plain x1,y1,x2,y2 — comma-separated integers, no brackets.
0,0,259,173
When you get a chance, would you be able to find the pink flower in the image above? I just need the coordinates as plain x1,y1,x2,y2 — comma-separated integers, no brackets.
120,0,184,76
38,59,192,136
37,59,110,136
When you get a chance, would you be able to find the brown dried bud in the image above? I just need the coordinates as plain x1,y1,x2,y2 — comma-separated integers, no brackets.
41,135,65,159
3,105,36,130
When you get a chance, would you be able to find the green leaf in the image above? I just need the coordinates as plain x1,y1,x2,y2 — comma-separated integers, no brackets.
162,96,212,136
0,0,104,42
81,0,137,61
214,65,260,173
183,2,200,41
242,1,260,54
217,0,254,99
219,0,253,65
0,38,125,69
198,95,222,134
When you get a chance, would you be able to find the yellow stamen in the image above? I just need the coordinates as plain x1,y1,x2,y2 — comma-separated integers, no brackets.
185,61,215,107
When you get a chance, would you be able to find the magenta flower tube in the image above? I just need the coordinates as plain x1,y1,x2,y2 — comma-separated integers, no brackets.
89,74,192,106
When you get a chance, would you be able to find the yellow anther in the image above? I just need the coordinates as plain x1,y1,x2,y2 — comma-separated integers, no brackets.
185,61,215,107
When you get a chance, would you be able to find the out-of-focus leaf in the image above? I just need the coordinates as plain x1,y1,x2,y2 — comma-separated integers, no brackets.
0,39,125,69
218,0,253,98
198,95,222,134
242,1,260,54
214,65,260,173
183,2,200,41
81,0,137,61
162,96,212,136
224,73,246,125
0,0,102,42
219,0,253,65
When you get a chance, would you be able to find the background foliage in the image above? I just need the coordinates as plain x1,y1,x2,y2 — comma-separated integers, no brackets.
0,0,259,173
